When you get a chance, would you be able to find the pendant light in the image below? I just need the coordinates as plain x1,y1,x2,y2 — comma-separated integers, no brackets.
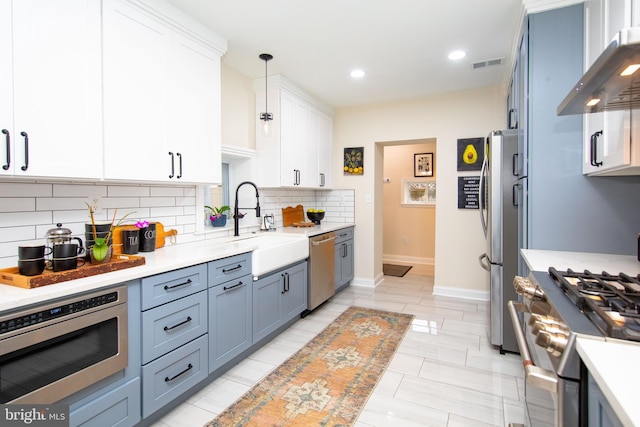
259,53,273,136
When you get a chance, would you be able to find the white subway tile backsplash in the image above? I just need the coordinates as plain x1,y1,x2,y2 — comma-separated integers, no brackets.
0,182,354,268
0,226,36,242
150,186,186,197
0,211,52,227
149,206,184,217
100,197,141,209
36,197,89,211
176,196,196,207
0,198,35,213
140,197,176,208
107,185,150,197
0,182,52,197
53,184,108,197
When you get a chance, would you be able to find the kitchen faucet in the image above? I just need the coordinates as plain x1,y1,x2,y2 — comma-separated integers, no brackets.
233,181,261,236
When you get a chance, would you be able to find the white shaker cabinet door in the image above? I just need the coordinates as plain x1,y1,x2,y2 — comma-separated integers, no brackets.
167,33,221,184
102,0,169,182
0,0,13,176
10,0,102,179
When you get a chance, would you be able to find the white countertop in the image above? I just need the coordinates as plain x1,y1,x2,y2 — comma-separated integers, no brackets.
521,249,640,425
577,337,640,426
0,223,354,314
521,249,640,275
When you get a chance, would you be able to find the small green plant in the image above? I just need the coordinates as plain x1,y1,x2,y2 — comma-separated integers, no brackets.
86,203,134,261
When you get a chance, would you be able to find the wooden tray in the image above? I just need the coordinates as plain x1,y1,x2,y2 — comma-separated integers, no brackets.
0,254,146,289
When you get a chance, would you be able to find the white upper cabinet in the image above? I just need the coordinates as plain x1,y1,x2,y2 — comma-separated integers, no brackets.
255,76,334,188
583,0,640,175
102,0,225,184
1,0,102,179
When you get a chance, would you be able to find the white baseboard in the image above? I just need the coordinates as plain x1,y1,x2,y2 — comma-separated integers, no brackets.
383,254,434,267
350,275,378,288
433,285,489,301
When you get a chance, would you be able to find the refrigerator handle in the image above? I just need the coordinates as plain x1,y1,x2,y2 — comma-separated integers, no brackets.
479,253,491,271
479,154,488,237
512,153,518,176
512,183,519,207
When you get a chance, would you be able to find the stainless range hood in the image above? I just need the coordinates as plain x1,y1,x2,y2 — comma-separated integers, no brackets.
558,26,640,116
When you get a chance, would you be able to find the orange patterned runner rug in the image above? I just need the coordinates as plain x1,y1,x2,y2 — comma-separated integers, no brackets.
204,306,414,427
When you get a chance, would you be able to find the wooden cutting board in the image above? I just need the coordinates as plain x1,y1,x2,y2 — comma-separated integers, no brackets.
282,205,305,227
282,205,315,227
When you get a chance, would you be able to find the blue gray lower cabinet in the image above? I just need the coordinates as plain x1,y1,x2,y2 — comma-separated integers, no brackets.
208,273,253,373
253,261,307,344
69,378,141,427
68,253,310,427
588,373,624,427
334,227,354,291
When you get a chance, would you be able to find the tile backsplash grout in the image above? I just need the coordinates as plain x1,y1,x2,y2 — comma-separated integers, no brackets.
0,181,354,268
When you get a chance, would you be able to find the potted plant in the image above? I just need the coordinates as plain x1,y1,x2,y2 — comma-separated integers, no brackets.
86,204,133,263
205,205,230,227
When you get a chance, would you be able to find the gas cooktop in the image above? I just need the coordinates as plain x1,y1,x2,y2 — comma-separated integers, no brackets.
549,267,640,341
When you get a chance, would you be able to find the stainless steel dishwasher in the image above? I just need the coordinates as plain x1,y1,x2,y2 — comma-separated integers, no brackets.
307,232,337,312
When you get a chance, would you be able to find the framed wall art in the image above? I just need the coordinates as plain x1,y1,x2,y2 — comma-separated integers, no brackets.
344,147,364,175
414,152,433,177
456,137,484,171
402,179,436,206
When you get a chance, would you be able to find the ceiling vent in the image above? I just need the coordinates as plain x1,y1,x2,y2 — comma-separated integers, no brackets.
472,57,504,70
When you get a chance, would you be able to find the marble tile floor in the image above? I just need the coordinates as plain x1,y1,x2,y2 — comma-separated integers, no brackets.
152,272,526,427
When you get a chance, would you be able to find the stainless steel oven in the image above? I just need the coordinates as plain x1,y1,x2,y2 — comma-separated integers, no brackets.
0,286,128,404
508,273,602,427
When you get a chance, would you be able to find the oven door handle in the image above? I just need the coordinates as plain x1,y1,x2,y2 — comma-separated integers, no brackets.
507,300,558,394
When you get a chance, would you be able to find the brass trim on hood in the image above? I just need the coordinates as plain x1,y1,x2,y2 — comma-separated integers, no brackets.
558,26,640,115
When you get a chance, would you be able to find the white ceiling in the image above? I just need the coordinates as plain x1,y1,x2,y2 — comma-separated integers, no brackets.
165,0,525,108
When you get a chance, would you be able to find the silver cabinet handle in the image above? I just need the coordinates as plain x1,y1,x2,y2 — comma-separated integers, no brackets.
507,301,558,394
311,235,337,246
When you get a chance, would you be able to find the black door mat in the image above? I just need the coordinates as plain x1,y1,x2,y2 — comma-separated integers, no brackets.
383,264,412,277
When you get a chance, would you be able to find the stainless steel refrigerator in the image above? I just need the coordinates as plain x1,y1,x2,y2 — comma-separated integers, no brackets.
479,130,520,354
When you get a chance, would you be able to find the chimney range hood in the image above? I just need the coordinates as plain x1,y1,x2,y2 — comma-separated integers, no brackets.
558,26,640,116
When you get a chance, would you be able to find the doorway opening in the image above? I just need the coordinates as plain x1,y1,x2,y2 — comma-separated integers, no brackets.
380,138,436,276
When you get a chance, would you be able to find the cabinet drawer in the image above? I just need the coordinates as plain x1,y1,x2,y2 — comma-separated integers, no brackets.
334,227,354,244
141,334,208,418
141,264,207,310
208,252,251,285
141,292,208,364
70,378,141,427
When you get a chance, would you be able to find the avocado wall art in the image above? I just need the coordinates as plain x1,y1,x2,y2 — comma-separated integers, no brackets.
457,137,484,171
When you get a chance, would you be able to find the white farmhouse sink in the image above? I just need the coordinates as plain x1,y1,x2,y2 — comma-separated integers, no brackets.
233,233,309,277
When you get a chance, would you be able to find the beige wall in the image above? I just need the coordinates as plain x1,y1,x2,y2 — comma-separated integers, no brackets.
382,142,436,272
219,65,506,297
221,64,256,150
332,86,505,296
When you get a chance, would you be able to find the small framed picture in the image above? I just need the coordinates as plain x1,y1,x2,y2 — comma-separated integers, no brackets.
414,153,434,177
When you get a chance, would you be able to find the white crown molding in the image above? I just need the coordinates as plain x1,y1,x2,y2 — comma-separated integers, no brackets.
522,0,584,14
221,145,257,159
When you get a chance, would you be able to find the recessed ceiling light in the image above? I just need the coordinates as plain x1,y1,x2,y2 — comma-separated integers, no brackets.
350,69,365,79
448,50,466,60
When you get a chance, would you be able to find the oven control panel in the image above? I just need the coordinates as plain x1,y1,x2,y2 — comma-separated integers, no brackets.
0,291,119,334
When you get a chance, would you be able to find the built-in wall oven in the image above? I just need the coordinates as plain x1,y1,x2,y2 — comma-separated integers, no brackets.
0,286,128,404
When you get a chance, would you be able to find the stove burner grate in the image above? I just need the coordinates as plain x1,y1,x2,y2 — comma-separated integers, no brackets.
549,267,640,341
